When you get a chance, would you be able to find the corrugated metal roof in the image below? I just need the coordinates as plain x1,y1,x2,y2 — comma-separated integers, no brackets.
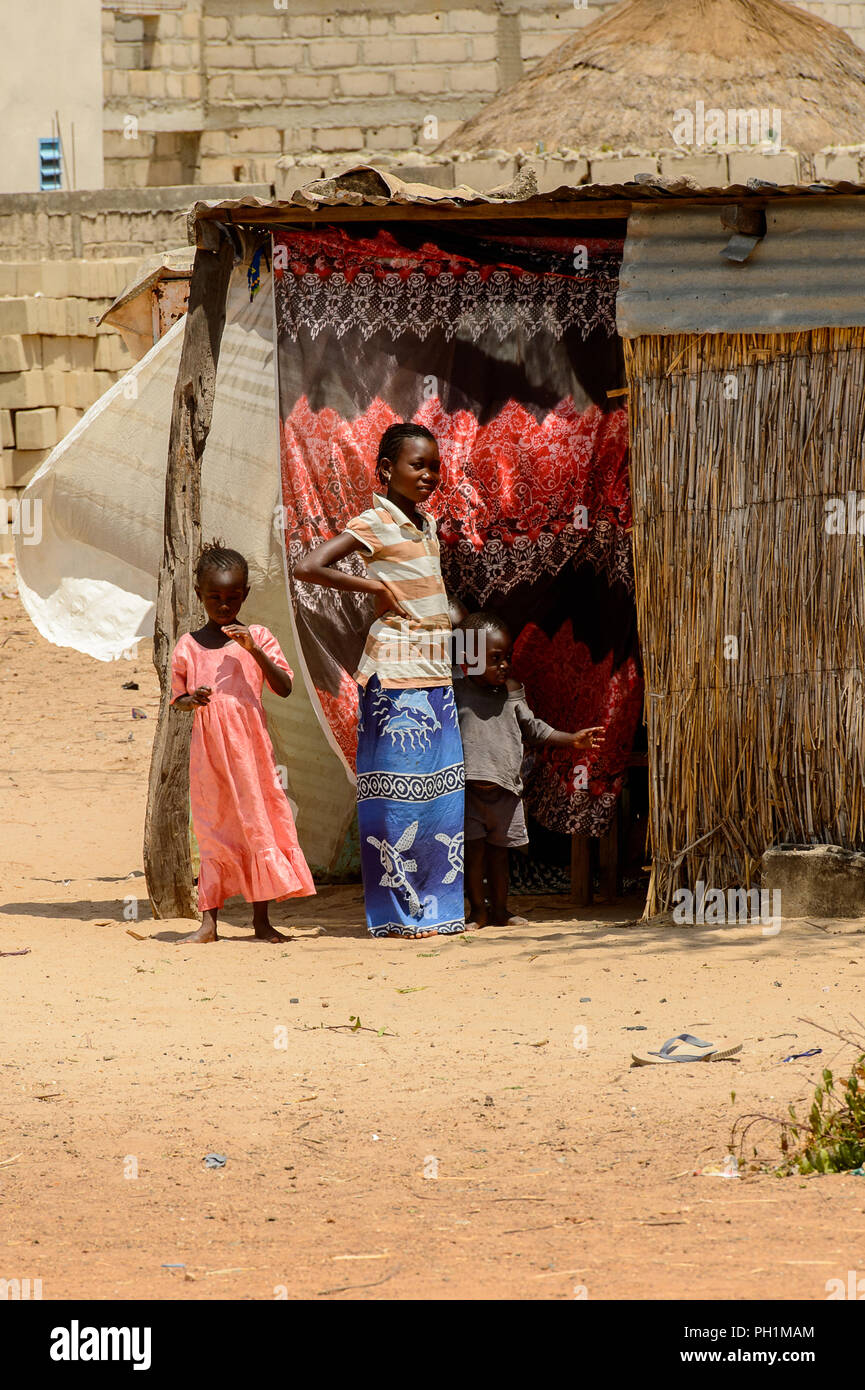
617,198,865,336
190,163,865,231
190,166,865,337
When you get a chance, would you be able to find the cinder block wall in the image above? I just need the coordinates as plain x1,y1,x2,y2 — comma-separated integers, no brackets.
0,181,266,531
99,0,865,186
0,258,138,545
5,0,865,534
0,184,269,263
799,0,865,46
275,145,865,199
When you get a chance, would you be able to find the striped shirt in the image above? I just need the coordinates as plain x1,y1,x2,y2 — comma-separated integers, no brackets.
346,492,452,689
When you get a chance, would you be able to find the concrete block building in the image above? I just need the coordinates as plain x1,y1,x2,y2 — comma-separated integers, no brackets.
4,0,865,541
4,1,865,194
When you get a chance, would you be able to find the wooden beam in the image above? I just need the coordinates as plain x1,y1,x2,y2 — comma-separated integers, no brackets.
216,201,634,226
191,188,807,236
191,203,634,242
143,234,236,919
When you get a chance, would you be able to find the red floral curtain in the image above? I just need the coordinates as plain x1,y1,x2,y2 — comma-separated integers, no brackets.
274,222,643,835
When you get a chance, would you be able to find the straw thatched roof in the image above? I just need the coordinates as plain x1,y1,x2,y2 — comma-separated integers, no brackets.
438,0,865,157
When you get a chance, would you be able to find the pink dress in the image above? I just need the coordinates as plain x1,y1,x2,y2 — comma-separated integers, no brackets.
170,625,316,911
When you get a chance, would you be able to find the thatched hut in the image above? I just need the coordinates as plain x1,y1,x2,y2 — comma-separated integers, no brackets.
437,0,865,166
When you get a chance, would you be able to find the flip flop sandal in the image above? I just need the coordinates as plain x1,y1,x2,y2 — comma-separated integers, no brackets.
703,1042,744,1062
781,1047,822,1062
631,1033,743,1067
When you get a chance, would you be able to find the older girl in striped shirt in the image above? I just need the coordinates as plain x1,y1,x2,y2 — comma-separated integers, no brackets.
295,423,465,939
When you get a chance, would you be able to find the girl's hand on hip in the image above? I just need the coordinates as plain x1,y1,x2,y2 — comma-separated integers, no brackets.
374,582,412,621
222,622,256,651
191,685,212,706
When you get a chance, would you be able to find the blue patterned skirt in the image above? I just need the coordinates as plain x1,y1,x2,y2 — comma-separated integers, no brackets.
356,676,465,938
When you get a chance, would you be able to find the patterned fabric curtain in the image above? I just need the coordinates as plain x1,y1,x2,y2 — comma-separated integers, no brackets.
274,222,643,836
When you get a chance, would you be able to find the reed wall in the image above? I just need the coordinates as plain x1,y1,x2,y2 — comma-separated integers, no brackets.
624,328,865,914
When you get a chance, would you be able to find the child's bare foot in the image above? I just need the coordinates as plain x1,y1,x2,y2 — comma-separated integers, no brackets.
253,923,291,943
251,900,291,943
178,913,218,944
252,906,290,943
487,911,528,927
465,905,487,930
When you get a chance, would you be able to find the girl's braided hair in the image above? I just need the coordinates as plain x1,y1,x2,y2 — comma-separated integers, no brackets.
195,538,248,586
376,422,437,483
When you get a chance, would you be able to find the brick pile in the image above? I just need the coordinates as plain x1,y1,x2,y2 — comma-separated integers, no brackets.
275,144,865,197
0,258,139,550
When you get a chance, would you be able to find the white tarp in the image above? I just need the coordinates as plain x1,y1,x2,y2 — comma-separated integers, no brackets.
16,261,356,872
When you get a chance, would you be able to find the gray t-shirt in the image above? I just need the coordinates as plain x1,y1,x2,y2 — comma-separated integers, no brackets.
454,675,557,794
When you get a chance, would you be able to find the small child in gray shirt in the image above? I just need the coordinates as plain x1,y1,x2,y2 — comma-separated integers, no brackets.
454,611,604,929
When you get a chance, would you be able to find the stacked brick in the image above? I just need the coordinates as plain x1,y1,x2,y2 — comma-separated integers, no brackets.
98,0,865,185
197,8,501,178
100,2,521,185
798,0,865,49
103,6,204,188
518,1,620,61
275,143,865,198
0,186,270,265
0,259,138,548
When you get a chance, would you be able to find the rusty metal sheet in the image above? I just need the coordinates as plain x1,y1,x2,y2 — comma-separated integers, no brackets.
98,247,194,327
186,167,865,339
154,277,189,338
618,199,865,336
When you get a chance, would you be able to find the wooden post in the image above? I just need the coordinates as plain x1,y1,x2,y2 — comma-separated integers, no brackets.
569,833,592,907
143,234,236,918
598,817,618,902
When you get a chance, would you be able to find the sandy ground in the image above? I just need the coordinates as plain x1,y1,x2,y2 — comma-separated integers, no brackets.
2,580,865,1302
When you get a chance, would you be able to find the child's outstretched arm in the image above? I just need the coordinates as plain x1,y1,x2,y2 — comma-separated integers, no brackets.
510,680,605,753
549,725,605,752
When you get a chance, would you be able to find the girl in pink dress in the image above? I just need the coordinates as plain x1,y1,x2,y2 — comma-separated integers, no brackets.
170,541,315,943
